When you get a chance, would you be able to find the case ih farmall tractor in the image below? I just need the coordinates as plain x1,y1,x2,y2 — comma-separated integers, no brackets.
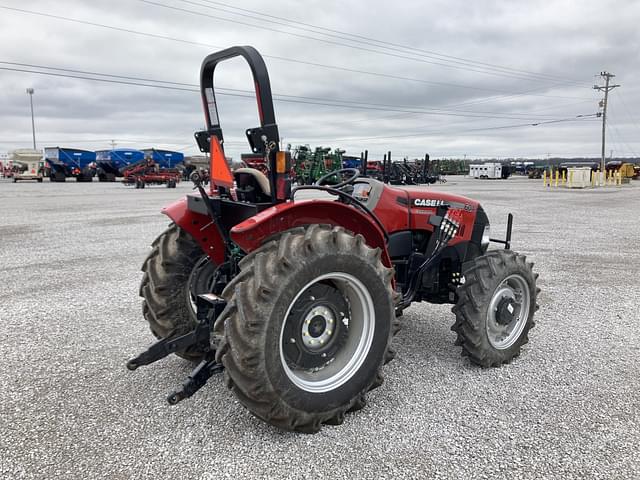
128,46,539,433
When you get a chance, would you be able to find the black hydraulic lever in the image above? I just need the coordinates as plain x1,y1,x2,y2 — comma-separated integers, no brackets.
190,171,219,223
189,171,233,249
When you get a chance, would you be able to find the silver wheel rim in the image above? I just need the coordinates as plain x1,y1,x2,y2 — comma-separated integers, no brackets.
486,274,531,350
280,272,375,393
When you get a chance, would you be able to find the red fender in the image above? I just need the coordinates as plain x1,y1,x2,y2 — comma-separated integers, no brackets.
230,200,392,267
161,197,226,264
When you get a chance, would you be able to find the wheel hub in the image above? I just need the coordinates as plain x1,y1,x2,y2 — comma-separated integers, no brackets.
302,307,335,349
486,274,531,350
495,297,518,325
279,273,375,393
282,283,348,368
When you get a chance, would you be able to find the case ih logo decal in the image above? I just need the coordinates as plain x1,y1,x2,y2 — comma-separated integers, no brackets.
413,198,446,207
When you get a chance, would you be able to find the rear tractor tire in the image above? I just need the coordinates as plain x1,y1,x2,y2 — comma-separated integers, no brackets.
451,249,539,367
215,225,399,433
139,224,218,360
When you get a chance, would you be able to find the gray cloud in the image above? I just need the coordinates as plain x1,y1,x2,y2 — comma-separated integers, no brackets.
0,0,638,160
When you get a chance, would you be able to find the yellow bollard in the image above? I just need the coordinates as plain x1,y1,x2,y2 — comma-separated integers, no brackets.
555,170,559,187
562,170,566,186
543,170,547,187
569,170,573,188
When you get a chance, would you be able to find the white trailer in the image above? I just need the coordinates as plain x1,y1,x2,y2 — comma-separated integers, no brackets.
469,163,503,179
12,149,44,182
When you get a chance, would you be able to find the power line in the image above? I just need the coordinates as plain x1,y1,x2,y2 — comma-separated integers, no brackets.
607,120,639,157
1,64,584,122
284,115,600,144
143,0,589,86
0,5,592,103
190,0,590,87
613,90,640,134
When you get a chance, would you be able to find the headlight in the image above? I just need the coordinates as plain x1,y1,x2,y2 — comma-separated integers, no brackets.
481,224,491,251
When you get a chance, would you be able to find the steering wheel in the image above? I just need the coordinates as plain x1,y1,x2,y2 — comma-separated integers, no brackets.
314,168,360,189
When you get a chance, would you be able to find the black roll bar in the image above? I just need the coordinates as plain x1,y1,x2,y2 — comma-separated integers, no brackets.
195,46,280,157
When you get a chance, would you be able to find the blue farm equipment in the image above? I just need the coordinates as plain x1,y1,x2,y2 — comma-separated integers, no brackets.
44,147,96,182
142,149,185,169
96,148,145,182
342,155,361,170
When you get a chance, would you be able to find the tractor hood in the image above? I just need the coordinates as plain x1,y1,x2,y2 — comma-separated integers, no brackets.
402,187,480,211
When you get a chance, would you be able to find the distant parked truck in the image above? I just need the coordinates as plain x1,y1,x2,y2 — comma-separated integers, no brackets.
44,147,96,182
95,148,145,181
469,163,510,179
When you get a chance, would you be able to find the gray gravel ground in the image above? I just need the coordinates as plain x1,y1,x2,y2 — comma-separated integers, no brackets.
0,176,638,479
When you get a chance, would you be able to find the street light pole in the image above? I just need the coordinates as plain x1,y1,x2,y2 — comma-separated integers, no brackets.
26,88,36,150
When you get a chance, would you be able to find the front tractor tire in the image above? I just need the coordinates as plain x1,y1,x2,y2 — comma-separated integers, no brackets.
139,224,217,360
215,225,398,433
452,249,539,367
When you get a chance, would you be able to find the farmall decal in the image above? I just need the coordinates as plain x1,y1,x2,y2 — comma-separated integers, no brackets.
413,198,446,207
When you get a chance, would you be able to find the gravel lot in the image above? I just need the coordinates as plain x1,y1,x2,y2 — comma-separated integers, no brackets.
1,176,638,479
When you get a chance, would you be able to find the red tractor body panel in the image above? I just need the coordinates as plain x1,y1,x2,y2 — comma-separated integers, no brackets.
230,200,392,267
162,197,226,264
401,188,481,245
368,184,411,233
162,182,482,268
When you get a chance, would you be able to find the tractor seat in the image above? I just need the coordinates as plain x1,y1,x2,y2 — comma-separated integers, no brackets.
234,167,271,202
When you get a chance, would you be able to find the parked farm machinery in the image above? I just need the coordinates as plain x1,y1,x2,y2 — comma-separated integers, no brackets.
122,159,180,188
292,145,344,184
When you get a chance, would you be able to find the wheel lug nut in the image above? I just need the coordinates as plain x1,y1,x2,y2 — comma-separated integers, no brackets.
321,353,327,358
290,338,296,343
310,296,315,301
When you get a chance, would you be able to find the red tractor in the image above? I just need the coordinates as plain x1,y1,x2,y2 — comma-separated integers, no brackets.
128,46,539,433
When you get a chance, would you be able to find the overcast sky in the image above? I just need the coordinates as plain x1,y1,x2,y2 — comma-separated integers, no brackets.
1,0,639,161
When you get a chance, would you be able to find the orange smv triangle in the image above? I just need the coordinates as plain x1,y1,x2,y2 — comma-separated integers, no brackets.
210,136,234,188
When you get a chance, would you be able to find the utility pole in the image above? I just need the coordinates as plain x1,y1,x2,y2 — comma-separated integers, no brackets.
26,88,36,150
111,139,116,149
593,72,620,175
